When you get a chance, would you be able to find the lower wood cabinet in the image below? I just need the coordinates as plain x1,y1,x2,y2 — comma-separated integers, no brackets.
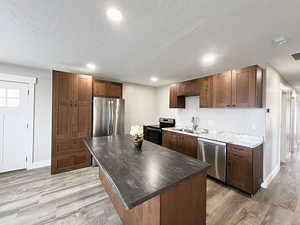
163,131,264,195
162,131,197,158
227,144,263,194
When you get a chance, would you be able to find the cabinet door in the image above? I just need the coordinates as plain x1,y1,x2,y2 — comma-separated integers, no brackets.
73,75,93,138
107,82,122,98
163,131,177,150
169,84,185,108
199,77,212,108
212,71,232,107
52,71,73,141
227,145,252,193
178,80,199,96
93,80,107,97
183,135,197,158
232,66,257,107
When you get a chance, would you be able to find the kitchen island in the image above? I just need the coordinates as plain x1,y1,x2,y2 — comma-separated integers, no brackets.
84,135,210,225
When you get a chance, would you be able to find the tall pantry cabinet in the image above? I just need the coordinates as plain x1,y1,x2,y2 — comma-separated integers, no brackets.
51,71,92,174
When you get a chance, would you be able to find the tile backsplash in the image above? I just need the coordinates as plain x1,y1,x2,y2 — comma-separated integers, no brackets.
157,94,266,137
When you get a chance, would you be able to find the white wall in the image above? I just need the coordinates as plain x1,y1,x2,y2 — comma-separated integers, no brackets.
123,83,157,133
0,64,159,167
0,63,52,165
156,85,266,136
264,65,297,185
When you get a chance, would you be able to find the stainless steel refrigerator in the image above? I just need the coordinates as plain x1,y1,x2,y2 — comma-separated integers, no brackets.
93,97,125,137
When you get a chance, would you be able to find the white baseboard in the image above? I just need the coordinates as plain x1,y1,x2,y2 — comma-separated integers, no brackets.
261,164,280,189
31,160,51,169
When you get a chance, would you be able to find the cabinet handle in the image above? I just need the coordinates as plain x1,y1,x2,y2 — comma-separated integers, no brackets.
70,101,73,107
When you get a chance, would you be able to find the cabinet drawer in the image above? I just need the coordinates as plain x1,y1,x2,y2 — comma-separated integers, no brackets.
52,152,91,173
54,138,87,155
228,144,252,158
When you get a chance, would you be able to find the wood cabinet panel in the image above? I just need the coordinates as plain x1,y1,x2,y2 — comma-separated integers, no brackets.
52,71,92,174
107,82,123,98
53,72,73,140
199,76,212,108
182,135,197,158
93,80,107,97
169,65,263,108
169,84,185,108
162,131,197,159
212,71,232,107
227,146,252,193
227,144,263,194
161,173,206,225
93,80,122,98
178,79,199,97
232,66,258,107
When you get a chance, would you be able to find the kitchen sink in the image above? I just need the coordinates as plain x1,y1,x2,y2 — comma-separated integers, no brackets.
174,128,196,133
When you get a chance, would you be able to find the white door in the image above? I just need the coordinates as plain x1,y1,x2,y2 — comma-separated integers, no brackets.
0,81,29,173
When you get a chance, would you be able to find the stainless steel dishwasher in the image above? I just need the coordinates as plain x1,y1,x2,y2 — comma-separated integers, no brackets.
197,138,227,182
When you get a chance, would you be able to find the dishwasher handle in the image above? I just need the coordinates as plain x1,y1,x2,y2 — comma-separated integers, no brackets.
197,138,226,146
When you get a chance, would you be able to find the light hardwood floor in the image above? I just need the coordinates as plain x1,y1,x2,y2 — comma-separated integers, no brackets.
1,150,300,225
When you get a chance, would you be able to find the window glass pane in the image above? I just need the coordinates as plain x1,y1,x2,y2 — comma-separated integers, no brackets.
7,98,19,107
7,89,19,98
0,98,5,106
0,88,5,97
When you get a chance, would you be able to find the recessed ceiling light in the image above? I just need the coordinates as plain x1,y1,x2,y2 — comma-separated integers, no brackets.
151,77,158,82
273,36,288,46
86,63,96,70
106,8,123,23
202,53,217,65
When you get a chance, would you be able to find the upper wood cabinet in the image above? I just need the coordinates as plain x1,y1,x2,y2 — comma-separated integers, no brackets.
93,80,122,98
177,79,199,97
199,76,213,108
169,84,185,108
212,71,232,107
212,65,263,108
52,71,92,174
231,65,263,108
168,65,263,108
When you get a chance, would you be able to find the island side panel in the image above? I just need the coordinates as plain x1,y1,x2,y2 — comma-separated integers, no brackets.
160,172,207,225
98,168,161,225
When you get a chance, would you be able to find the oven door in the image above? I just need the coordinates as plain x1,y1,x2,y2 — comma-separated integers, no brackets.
145,127,162,145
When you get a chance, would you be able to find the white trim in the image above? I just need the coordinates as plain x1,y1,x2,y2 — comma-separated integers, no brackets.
261,164,280,188
31,160,51,169
0,73,36,170
0,73,36,84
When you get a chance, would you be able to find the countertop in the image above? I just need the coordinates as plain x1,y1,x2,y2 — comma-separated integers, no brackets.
162,128,263,148
84,135,210,210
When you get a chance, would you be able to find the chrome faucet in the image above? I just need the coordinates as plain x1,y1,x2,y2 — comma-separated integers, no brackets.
191,116,199,131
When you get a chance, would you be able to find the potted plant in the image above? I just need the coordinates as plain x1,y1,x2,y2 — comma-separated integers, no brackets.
130,125,144,150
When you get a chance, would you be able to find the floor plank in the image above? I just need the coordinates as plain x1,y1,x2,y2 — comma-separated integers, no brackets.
0,149,299,225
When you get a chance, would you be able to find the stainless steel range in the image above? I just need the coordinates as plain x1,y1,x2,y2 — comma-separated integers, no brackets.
144,118,175,145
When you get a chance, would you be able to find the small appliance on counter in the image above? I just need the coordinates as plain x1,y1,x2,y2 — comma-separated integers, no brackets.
144,118,175,145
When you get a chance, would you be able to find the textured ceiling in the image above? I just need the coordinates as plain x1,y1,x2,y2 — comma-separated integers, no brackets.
0,0,300,87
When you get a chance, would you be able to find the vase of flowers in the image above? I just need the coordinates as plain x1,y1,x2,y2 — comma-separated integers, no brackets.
130,125,144,150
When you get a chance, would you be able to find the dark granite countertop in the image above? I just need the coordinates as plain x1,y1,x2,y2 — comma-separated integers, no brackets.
84,135,210,210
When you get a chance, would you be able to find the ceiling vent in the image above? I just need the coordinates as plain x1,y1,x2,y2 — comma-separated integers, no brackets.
291,53,300,61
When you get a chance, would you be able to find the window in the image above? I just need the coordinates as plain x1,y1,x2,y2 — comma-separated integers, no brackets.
0,88,20,107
